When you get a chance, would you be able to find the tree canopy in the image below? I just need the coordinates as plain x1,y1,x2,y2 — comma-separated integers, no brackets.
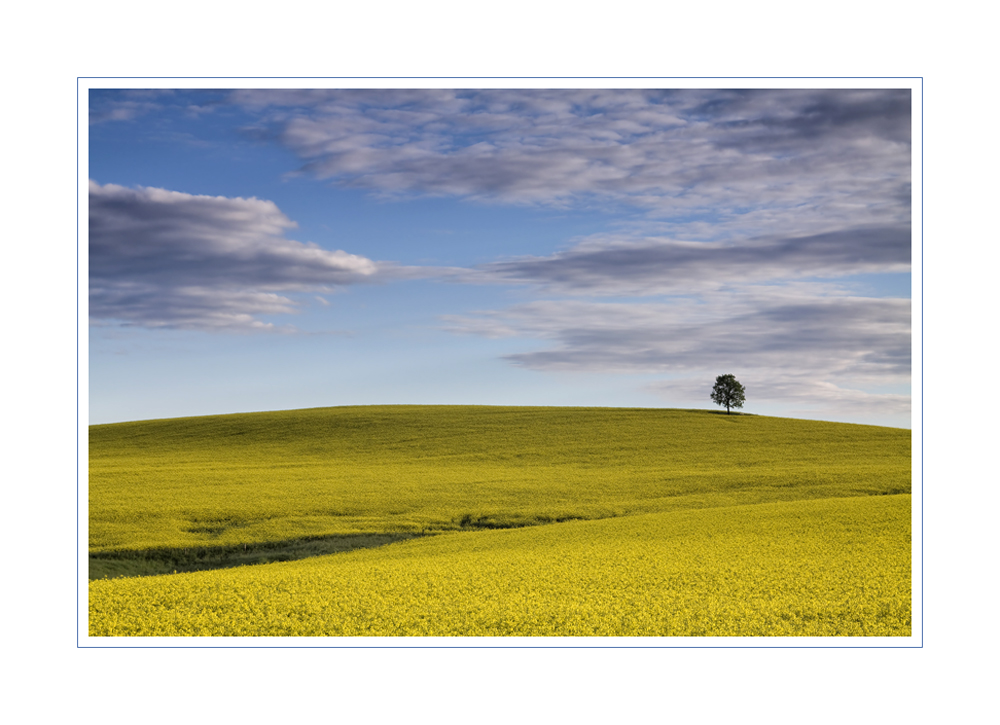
710,374,746,414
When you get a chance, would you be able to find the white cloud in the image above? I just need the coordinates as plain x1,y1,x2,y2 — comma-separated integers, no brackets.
645,375,910,425
446,291,911,424
89,90,176,125
470,225,910,295
89,181,378,331
228,88,911,238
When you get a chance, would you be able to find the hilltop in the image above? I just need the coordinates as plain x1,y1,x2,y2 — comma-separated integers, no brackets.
90,405,910,552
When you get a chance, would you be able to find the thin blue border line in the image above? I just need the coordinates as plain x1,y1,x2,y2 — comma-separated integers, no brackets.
81,645,919,649
79,76,922,80
76,80,80,648
79,79,921,648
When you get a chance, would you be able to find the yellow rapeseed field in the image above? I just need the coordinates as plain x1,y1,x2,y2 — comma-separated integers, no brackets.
89,406,911,637
89,494,910,637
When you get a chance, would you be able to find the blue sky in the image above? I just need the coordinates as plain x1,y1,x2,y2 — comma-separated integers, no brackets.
87,86,913,427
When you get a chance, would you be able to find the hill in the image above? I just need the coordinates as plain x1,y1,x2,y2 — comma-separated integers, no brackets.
88,406,911,636
90,405,910,552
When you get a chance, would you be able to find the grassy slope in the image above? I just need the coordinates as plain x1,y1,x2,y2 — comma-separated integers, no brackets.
90,405,910,553
88,406,912,636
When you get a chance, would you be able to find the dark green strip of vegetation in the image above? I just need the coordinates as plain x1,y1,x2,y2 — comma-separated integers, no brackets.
453,513,587,530
89,533,429,580
90,514,598,579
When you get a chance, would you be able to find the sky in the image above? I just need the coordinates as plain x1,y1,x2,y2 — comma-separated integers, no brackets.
87,86,913,427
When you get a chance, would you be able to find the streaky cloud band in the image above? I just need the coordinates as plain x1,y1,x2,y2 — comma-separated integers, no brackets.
89,181,379,331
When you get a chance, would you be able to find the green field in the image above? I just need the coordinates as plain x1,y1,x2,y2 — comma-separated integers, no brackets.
88,405,912,637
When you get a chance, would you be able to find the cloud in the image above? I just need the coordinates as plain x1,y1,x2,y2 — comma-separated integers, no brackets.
89,181,378,331
645,376,911,424
227,88,911,236
89,89,227,126
447,294,909,375
445,291,911,422
89,90,176,125
471,225,910,295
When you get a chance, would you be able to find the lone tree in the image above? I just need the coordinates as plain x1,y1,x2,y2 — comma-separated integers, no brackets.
710,374,746,415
